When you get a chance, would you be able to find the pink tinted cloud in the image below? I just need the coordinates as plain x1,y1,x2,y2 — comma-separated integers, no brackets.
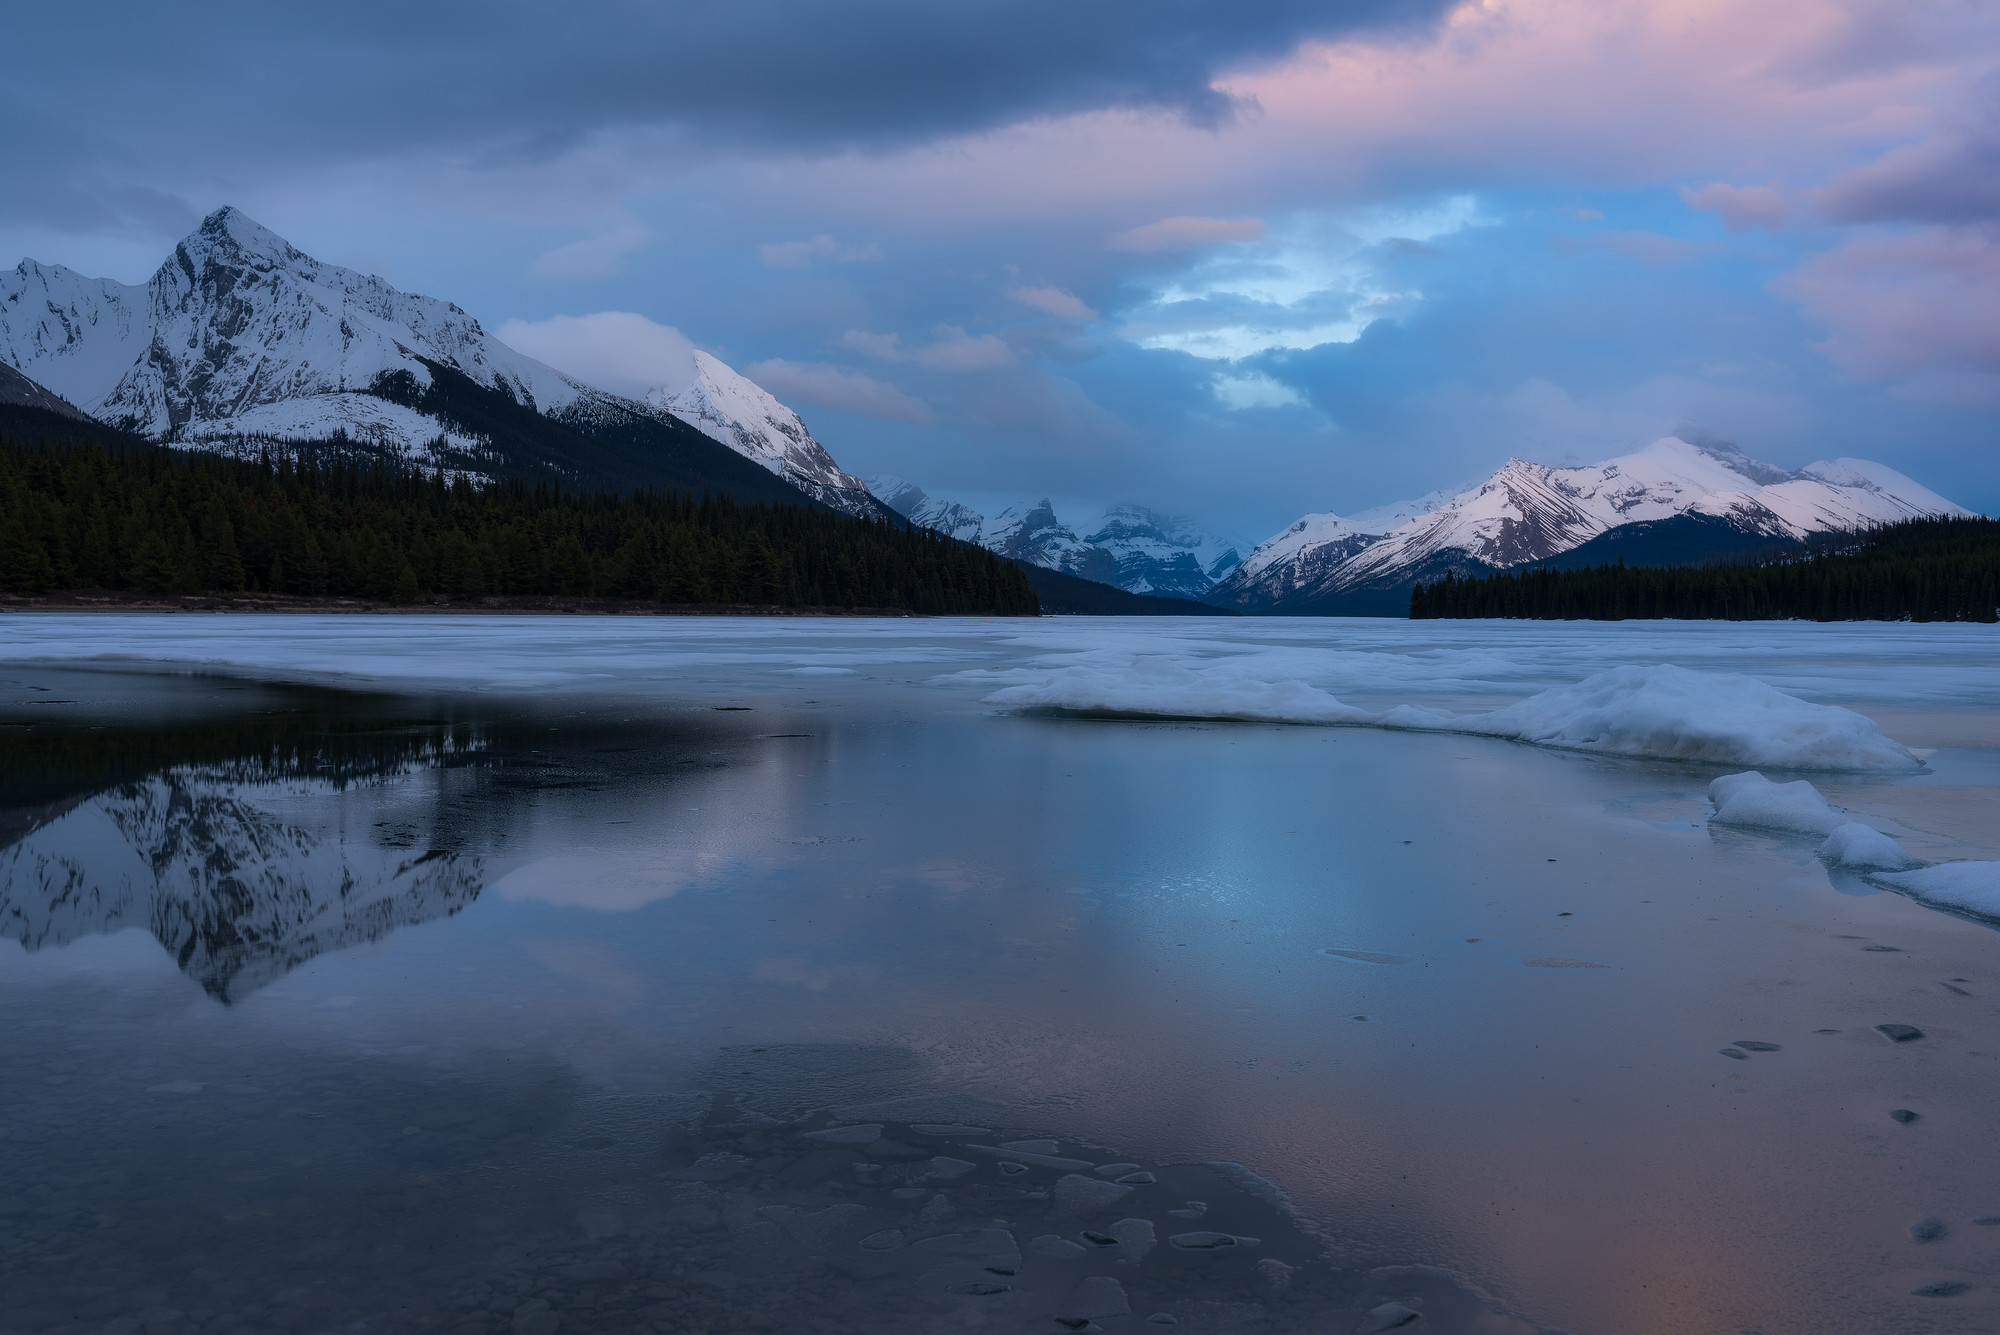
1777,228,2000,379
1681,183,1791,232
836,326,1015,371
742,359,936,423
1007,284,1099,320
1110,216,1266,252
705,0,1986,238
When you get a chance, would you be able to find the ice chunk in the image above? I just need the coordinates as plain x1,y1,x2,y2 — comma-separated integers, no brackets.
1875,863,2000,921
1450,666,1920,771
984,657,1375,725
804,1123,883,1145
1109,1217,1157,1264
1818,822,1923,871
1052,1173,1134,1216
1061,1276,1132,1320
1708,772,1845,836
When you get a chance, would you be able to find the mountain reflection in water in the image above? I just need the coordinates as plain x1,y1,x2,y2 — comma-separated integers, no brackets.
1,767,485,1002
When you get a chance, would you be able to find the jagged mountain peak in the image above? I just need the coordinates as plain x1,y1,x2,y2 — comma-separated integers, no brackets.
870,483,1245,598
181,205,305,267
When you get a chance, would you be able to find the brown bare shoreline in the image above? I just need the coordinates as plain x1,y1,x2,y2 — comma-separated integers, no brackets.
0,591,967,617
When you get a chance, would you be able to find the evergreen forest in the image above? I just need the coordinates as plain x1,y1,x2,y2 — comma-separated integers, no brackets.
0,434,1040,615
1409,516,1999,622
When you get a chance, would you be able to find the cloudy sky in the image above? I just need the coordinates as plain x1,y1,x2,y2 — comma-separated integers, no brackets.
6,0,1996,540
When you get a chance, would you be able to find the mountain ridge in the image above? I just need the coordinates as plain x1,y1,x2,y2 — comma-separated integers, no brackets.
1209,436,1973,614
868,477,1246,599
0,207,881,514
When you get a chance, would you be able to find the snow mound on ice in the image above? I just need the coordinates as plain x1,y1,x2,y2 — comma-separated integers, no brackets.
985,662,1919,770
1874,863,2000,921
1449,666,1920,771
1707,771,1846,836
983,658,1375,725
1818,822,1923,871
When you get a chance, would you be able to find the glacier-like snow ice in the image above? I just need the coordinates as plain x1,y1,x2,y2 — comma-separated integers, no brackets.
988,662,1920,771
982,657,1375,725
1444,667,1920,771
1818,822,1924,871
1873,863,2000,921
1707,771,1847,836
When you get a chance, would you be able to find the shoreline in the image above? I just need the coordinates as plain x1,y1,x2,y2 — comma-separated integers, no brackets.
0,592,947,617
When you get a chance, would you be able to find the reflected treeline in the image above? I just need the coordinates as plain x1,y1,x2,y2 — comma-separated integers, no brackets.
0,702,490,825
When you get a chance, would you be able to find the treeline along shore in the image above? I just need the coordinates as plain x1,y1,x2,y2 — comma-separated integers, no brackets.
1409,516,1999,622
0,433,1040,615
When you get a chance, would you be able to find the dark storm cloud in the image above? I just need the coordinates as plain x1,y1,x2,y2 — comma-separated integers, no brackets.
2,0,1448,229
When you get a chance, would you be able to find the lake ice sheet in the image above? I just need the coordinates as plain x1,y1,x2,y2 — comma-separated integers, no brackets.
2,615,1999,1335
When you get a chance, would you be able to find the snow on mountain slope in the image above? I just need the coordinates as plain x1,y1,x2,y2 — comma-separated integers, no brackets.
868,479,1243,596
866,475,989,542
2,208,877,509
1080,505,1246,598
1214,437,1973,610
0,208,593,452
0,769,485,1001
651,351,876,515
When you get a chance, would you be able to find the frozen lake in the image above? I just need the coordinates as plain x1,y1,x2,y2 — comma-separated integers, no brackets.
2,615,1998,1334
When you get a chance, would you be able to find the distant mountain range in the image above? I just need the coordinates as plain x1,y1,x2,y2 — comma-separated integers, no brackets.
0,208,879,515
868,478,1247,599
1209,436,1972,614
2,209,1975,617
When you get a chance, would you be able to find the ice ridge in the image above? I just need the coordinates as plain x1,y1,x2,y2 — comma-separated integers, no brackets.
986,663,1922,772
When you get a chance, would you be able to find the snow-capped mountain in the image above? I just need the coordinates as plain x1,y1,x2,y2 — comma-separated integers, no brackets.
1211,436,1972,612
651,351,875,514
1081,505,1246,599
0,768,485,1002
867,475,989,543
867,478,1246,597
0,207,875,512
1,207,587,450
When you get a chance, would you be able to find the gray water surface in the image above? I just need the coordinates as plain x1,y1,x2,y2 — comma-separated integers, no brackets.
3,639,1998,1335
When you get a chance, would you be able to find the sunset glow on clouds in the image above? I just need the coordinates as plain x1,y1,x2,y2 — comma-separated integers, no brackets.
4,0,1994,531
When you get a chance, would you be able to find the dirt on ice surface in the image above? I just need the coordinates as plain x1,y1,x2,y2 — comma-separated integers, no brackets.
1,615,1997,1335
